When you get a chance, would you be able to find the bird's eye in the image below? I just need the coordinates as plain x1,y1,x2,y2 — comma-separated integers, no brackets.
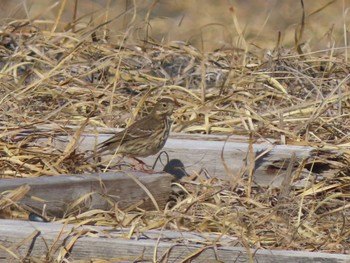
162,103,167,107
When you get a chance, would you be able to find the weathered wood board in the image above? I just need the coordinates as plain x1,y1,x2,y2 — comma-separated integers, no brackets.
45,130,327,187
0,172,173,217
0,219,349,262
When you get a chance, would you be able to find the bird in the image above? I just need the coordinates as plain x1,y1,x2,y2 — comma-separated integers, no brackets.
94,98,175,159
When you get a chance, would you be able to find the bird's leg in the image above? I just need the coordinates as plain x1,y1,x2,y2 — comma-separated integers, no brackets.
128,157,157,173
130,157,149,169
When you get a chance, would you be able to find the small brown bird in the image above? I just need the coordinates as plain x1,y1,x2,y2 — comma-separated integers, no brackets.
95,98,175,158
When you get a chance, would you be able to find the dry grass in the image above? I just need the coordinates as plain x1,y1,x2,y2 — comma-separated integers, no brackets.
0,0,350,260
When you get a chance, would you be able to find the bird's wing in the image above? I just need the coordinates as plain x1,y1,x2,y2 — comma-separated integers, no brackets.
97,116,155,150
120,116,157,139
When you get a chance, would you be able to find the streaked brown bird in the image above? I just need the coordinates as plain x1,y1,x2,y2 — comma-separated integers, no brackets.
95,98,174,158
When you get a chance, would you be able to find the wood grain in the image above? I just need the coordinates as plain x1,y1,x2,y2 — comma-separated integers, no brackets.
0,172,173,217
44,131,323,187
0,219,349,262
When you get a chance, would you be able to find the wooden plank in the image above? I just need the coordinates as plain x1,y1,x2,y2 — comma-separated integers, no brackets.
43,131,323,187
0,219,349,262
0,172,173,217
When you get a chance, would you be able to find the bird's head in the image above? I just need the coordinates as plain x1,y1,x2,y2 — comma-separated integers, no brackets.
151,98,175,118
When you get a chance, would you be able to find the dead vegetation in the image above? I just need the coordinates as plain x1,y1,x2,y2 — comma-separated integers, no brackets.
0,0,350,260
